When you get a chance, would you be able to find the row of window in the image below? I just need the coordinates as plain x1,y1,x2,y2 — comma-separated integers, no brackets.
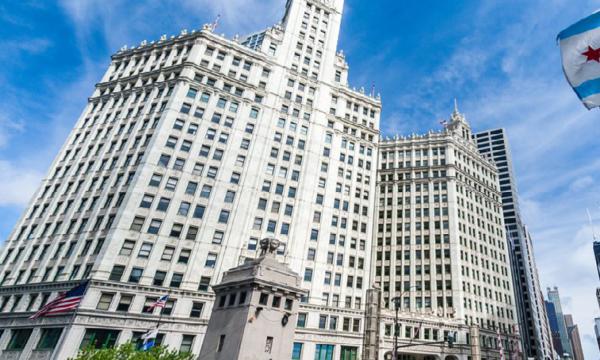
1,327,196,354
292,343,358,360
108,257,216,288
96,292,204,319
297,312,362,334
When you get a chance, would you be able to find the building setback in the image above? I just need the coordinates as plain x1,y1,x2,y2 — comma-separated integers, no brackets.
474,128,554,360
0,0,381,358
374,107,521,358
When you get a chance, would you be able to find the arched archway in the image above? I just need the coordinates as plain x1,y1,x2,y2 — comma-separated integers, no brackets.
444,356,459,360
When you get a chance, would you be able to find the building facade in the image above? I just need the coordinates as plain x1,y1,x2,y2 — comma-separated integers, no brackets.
546,288,573,358
373,108,521,359
0,0,381,359
594,317,600,352
563,314,584,360
594,241,600,281
474,128,554,359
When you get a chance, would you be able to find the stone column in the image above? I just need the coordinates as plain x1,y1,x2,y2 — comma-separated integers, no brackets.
469,325,481,360
362,287,381,360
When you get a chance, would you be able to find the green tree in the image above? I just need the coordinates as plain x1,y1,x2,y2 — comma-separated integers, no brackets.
71,342,194,360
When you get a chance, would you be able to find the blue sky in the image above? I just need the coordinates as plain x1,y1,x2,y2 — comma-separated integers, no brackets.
1,0,599,357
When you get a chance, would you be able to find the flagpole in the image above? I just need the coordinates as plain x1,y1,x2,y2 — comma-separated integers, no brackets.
50,301,79,359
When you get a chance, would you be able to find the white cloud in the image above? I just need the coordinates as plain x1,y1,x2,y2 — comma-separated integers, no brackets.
569,176,595,192
58,0,281,54
0,113,24,149
0,160,43,207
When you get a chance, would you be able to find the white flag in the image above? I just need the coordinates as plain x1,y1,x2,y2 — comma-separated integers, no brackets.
557,11,600,110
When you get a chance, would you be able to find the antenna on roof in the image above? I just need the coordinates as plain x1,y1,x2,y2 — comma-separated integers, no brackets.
587,208,598,241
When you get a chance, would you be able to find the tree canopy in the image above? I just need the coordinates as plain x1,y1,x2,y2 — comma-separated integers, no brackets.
71,343,194,360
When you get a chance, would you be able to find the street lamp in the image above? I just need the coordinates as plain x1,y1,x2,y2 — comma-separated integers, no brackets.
391,286,418,360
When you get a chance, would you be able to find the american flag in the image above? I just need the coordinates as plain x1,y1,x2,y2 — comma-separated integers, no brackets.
149,295,169,310
30,281,88,319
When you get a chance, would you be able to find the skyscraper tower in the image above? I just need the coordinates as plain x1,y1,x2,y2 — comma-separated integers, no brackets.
546,287,574,358
564,314,585,360
594,241,600,281
474,128,554,359
374,107,521,358
0,0,381,358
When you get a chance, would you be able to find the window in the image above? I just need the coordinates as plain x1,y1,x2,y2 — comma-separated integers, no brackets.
193,205,206,219
218,210,230,223
156,198,170,212
304,268,313,282
138,243,153,258
165,177,178,191
205,253,217,268
212,231,224,244
248,237,258,250
162,247,175,261
315,344,334,360
198,276,211,291
292,343,303,360
161,299,175,316
186,226,198,240
7,328,33,350
108,265,125,281
180,335,194,353
96,293,114,310
119,240,135,256
128,267,143,283
178,202,191,216
200,185,212,198
178,249,191,264
80,329,119,350
170,223,183,238
153,271,166,286
224,190,236,203
116,294,133,312
319,315,327,329
139,194,154,208
141,297,157,314
297,313,307,328
190,302,204,318
130,217,145,231
340,346,358,360
173,158,185,170
36,328,63,350
170,273,183,288
148,219,162,234
149,174,162,187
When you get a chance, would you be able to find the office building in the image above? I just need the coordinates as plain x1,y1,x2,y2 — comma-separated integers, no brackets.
374,107,521,358
0,0,381,358
474,128,554,359
594,241,600,281
563,314,584,360
594,317,600,352
546,288,573,358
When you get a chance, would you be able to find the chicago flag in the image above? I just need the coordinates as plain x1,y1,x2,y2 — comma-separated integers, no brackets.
558,11,600,110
